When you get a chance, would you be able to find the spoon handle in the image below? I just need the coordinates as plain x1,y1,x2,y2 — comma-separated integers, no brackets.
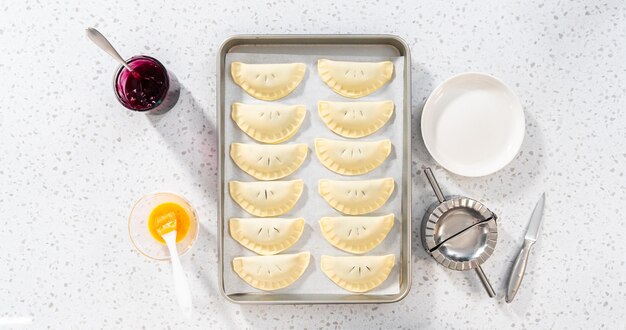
85,27,132,71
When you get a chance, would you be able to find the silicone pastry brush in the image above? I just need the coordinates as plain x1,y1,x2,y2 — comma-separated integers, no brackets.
156,212,193,317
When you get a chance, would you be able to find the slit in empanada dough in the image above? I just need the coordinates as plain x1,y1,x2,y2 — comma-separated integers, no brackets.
321,254,395,292
317,59,393,98
231,62,306,101
230,179,303,217
314,138,391,176
319,214,394,254
231,143,308,180
318,100,394,138
230,218,305,255
318,178,394,215
232,103,306,144
233,252,310,291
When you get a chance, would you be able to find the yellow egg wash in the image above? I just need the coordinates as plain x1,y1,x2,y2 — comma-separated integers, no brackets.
148,202,190,244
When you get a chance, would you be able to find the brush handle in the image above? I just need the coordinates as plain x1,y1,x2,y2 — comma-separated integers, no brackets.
163,233,193,317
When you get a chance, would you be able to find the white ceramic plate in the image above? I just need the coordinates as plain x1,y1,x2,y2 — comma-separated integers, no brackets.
421,72,525,177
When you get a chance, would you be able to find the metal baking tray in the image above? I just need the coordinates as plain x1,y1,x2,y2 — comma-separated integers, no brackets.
217,34,412,304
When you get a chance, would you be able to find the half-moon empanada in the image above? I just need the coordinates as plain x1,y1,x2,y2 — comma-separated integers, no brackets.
230,218,305,255
231,103,306,144
230,180,303,217
231,143,308,180
231,62,306,101
317,59,393,98
318,100,394,138
233,251,310,291
319,214,394,254
318,178,394,215
314,138,391,176
320,254,395,293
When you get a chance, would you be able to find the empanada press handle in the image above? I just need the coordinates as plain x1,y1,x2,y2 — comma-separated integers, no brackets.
475,266,496,298
424,168,446,203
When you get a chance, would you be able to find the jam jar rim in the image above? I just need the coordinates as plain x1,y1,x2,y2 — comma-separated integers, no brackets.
112,55,170,112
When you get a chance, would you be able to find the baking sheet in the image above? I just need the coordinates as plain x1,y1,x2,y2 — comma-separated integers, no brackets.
222,51,405,295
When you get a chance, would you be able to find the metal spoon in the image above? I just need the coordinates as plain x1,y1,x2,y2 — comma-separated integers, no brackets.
85,27,135,74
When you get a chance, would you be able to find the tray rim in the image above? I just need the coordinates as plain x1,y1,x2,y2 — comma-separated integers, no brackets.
216,34,412,304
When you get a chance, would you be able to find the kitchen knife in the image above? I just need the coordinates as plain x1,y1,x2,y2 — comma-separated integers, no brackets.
505,193,546,303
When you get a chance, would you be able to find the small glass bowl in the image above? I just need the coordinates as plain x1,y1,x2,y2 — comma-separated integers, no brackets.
128,192,199,261
112,55,180,114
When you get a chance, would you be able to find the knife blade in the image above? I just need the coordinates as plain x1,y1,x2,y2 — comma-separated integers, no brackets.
505,193,546,303
524,193,546,242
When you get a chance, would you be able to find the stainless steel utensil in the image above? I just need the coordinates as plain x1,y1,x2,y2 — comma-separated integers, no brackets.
505,193,546,303
85,27,133,72
421,168,498,297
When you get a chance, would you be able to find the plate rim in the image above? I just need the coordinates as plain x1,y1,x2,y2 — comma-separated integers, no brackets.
421,71,525,177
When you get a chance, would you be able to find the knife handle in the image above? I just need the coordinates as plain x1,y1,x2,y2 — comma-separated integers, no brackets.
505,239,535,303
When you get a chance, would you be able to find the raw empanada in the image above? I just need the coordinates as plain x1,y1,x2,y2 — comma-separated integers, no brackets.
230,143,308,180
318,178,394,215
231,103,306,144
314,138,391,176
231,62,306,101
320,254,395,293
230,218,305,255
318,100,394,138
317,59,393,98
233,251,310,291
230,180,303,217
319,214,394,254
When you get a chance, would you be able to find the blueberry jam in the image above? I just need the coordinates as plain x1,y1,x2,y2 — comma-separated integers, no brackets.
115,56,169,111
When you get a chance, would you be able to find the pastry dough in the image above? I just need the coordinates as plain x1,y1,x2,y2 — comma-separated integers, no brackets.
318,100,394,138
319,214,394,254
231,62,306,101
230,218,305,255
231,103,306,144
230,143,308,180
317,59,393,98
314,138,391,176
318,178,394,215
320,254,395,293
230,180,303,217
233,251,310,291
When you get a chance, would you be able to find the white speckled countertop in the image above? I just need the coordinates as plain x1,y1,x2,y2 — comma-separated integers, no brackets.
1,0,625,328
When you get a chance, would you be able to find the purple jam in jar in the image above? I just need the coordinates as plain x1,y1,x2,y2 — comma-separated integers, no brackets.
114,55,171,112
